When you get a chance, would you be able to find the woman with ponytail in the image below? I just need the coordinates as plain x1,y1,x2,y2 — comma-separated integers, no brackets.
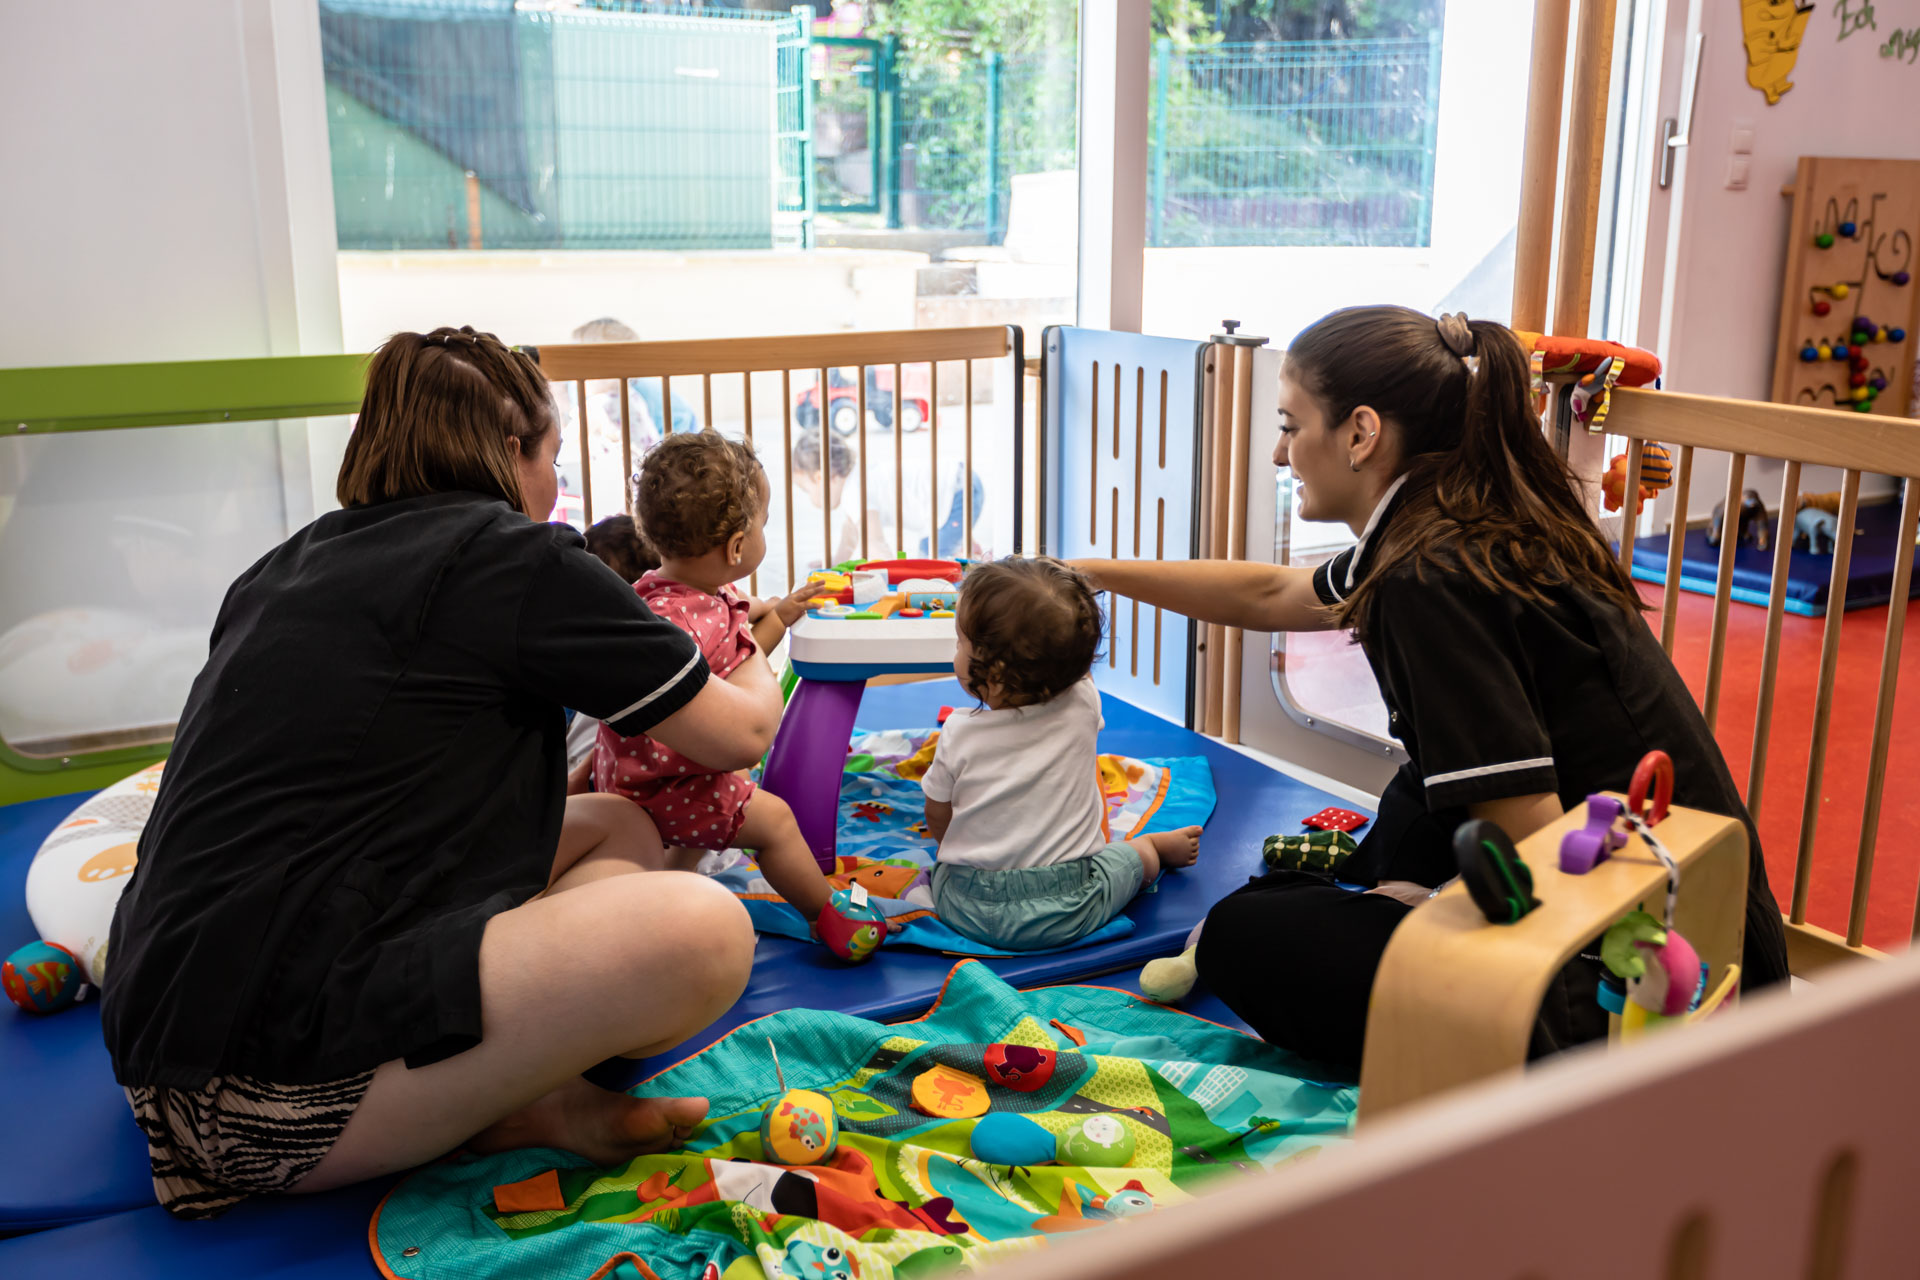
1074,305,1788,1071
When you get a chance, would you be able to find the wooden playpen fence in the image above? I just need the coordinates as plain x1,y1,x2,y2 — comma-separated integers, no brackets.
1604,390,1920,971
532,326,1024,597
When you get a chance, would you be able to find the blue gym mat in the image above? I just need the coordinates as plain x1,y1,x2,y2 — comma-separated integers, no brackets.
0,676,1360,1261
1629,499,1920,616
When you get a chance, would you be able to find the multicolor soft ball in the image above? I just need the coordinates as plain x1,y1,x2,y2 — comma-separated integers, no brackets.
761,1088,838,1165
2,940,85,1014
816,887,888,963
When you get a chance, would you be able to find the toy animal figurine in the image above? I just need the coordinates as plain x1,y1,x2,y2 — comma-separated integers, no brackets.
1705,488,1769,551
1736,0,1813,105
1600,452,1659,513
1794,505,1839,554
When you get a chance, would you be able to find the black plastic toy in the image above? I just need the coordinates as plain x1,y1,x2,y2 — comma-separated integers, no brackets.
1452,818,1541,925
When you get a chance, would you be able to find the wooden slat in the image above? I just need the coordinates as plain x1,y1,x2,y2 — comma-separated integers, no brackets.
1615,437,1643,579
1608,388,1920,476
1549,0,1618,339
1202,345,1233,738
857,366,869,561
701,373,713,434
661,376,673,436
818,366,832,573
574,378,593,526
1854,481,1918,943
893,362,905,557
1157,369,1169,469
618,384,632,515
744,372,756,597
964,360,974,552
1701,452,1747,732
534,326,1012,380
930,361,941,557
1223,343,1254,745
1785,918,1888,975
1746,459,1802,822
781,369,795,593
1660,444,1694,654
1511,0,1570,332
1791,469,1862,924
1132,365,1144,680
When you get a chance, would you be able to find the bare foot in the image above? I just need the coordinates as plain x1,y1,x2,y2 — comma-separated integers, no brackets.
468,1076,709,1166
1147,825,1202,871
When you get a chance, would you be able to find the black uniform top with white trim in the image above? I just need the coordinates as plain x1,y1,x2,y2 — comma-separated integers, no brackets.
1310,480,1789,991
104,492,710,1089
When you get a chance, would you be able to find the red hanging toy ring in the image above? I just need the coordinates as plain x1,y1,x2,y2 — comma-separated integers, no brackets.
1628,750,1674,827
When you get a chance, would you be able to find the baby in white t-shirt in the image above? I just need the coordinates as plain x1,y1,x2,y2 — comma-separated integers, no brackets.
920,558,1201,951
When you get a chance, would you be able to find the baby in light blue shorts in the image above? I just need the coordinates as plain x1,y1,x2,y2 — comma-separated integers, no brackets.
920,558,1201,952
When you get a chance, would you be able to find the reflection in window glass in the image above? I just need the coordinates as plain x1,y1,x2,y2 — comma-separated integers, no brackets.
1272,469,1389,741
0,424,290,754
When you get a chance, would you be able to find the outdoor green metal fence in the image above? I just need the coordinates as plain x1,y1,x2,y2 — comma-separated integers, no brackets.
321,0,809,251
826,34,1441,248
321,2,1443,254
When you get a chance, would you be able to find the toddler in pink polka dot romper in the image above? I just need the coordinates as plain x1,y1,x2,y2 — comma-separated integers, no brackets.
593,432,830,920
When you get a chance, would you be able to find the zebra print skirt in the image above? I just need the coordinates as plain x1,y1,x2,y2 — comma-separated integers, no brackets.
125,1070,375,1219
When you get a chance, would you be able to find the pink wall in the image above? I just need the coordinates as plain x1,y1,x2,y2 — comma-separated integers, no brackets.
1662,4,1920,400
1652,2,1920,515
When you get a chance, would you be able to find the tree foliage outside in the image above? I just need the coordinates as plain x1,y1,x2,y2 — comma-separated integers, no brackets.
852,0,1445,246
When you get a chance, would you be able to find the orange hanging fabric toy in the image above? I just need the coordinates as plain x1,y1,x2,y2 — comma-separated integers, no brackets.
1600,443,1674,513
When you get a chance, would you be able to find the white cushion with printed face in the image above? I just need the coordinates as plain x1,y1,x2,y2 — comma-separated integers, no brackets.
23,761,164,986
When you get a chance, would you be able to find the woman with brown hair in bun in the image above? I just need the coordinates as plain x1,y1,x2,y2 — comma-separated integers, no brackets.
104,327,776,1217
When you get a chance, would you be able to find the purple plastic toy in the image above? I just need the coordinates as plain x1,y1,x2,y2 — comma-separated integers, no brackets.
1559,795,1629,874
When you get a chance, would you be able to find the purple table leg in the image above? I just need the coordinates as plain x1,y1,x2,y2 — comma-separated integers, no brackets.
761,677,867,871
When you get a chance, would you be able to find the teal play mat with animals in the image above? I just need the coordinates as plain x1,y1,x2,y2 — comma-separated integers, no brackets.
370,961,1354,1280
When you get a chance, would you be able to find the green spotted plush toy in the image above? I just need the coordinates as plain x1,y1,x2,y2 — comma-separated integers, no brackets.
1262,829,1359,876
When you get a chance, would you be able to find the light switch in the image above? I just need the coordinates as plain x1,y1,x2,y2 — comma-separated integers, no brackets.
1730,124,1755,154
1727,156,1751,189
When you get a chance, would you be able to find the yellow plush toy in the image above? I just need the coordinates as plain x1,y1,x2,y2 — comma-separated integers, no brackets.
1738,0,1814,105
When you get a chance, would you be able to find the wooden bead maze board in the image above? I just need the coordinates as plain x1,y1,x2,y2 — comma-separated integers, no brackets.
1770,156,1920,418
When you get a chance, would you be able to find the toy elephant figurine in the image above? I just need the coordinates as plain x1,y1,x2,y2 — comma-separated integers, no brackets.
1794,505,1839,554
1706,488,1769,551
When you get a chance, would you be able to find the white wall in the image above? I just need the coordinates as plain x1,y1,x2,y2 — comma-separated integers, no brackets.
0,0,342,367
1651,0,1920,517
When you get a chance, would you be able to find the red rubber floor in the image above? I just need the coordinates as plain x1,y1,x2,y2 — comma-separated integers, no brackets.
1643,582,1920,953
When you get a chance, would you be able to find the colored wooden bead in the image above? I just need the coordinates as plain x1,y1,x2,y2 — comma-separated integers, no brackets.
1892,327,1908,342
1851,372,1867,388
1815,232,1835,248
1854,315,1874,332
1800,345,1819,362
1871,376,1888,391
1854,401,1873,413
1852,386,1870,401
1877,327,1890,342
1895,271,1912,286
1813,299,1832,316
1831,283,1850,299
1839,221,1856,237
1833,343,1850,360
1852,351,1870,369
1817,343,1833,360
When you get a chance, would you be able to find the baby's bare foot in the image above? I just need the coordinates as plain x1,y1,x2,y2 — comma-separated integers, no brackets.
470,1076,708,1166
1147,825,1202,871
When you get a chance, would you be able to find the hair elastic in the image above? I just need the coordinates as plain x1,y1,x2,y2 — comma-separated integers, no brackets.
1436,312,1476,359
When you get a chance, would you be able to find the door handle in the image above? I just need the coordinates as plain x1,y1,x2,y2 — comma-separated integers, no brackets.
1658,31,1705,189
